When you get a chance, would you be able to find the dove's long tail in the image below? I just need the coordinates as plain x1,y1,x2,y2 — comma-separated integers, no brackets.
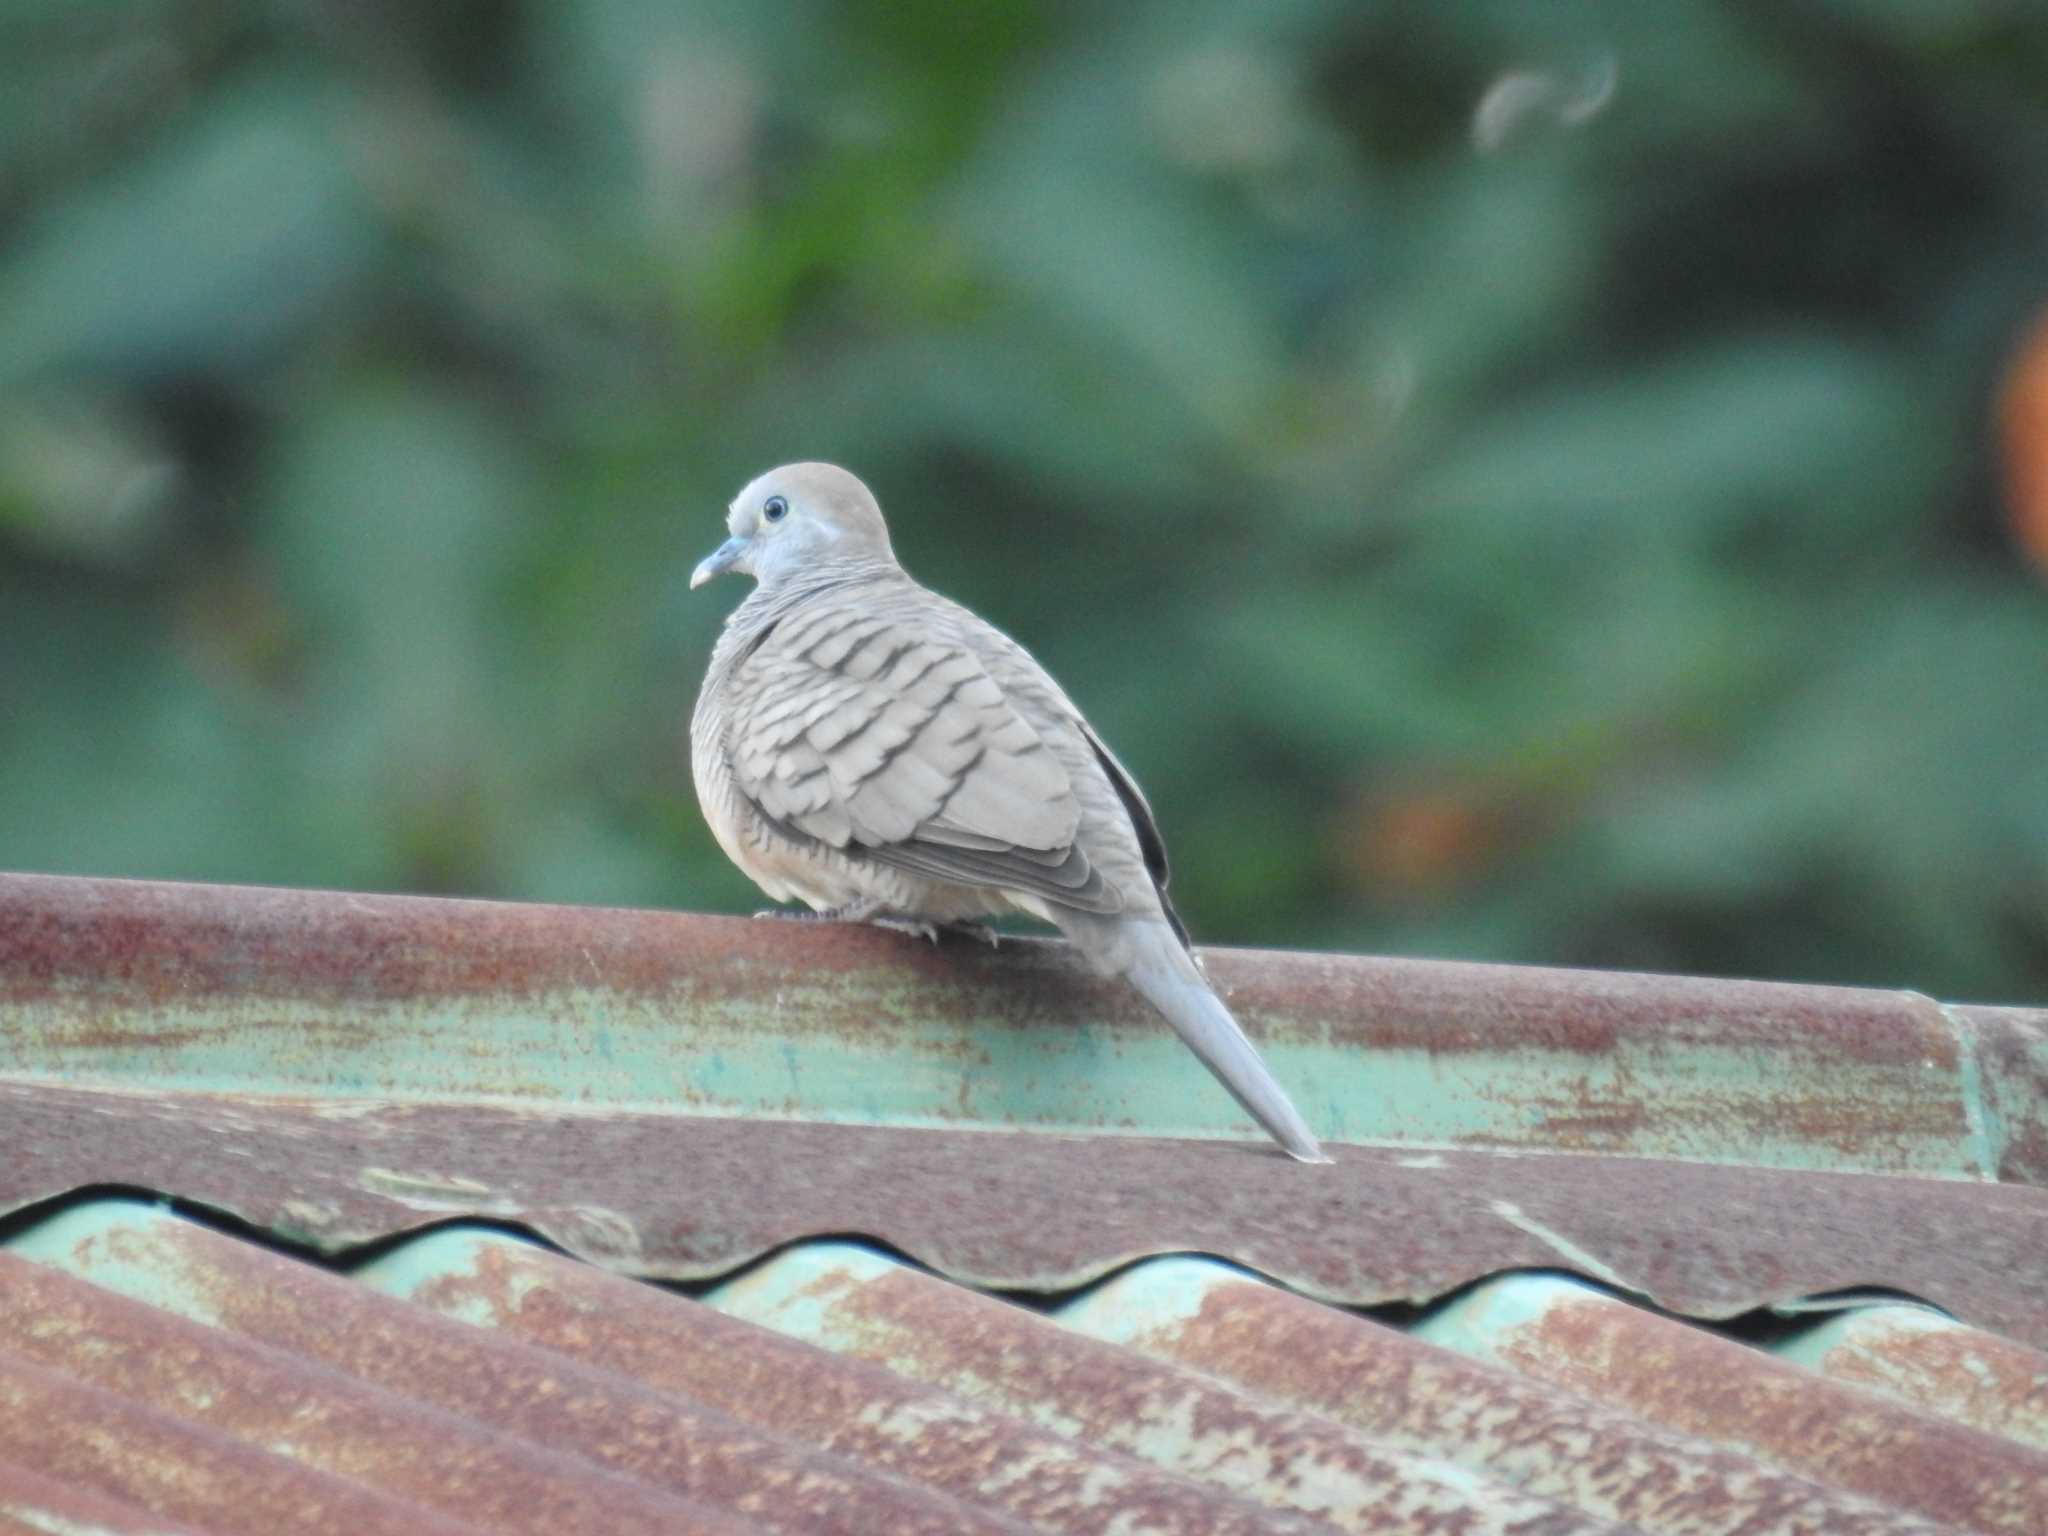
1117,921,1330,1163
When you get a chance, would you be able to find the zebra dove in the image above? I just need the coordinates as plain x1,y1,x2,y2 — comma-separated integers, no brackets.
690,462,1327,1162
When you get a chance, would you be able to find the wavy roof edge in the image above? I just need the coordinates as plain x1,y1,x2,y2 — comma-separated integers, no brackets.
2,869,2045,1342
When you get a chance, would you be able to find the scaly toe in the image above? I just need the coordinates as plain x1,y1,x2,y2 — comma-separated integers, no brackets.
870,914,942,944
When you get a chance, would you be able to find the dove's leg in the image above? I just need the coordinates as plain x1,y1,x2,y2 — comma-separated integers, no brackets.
752,898,1000,947
751,897,893,925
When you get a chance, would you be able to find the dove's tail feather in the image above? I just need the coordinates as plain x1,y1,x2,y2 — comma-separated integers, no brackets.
1119,923,1331,1164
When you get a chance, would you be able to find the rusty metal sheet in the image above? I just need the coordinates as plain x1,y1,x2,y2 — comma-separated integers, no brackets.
0,1351,492,1536
0,1238,1022,1536
26,1202,1341,1536
371,1235,1369,1536
1775,1306,2048,1453
1416,1274,2048,1535
28,1204,1376,1536
1062,1256,1957,1536
3,1075,2045,1346
701,1239,1630,1536
0,1460,213,1536
2,870,2043,1178
1949,1005,2048,1185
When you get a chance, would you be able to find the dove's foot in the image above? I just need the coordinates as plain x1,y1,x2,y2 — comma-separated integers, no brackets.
754,898,987,946
867,913,943,944
869,915,1001,947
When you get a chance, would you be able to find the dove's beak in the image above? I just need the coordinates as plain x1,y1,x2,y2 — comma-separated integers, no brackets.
690,535,749,589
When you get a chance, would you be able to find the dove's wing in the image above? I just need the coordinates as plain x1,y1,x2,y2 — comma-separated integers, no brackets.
724,593,1123,914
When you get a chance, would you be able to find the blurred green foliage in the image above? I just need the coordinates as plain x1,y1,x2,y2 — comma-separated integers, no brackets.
2,0,2045,1000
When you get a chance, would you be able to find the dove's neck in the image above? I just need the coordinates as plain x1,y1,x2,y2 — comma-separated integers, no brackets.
709,561,910,680
746,560,907,620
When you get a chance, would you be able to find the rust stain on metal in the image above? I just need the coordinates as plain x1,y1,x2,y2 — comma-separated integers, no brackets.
0,1349,489,1536
0,868,1104,1024
386,1234,1340,1536
1128,1274,1953,1536
1496,1288,2048,1534
2,871,2036,1181
0,1253,824,1536
5,1076,2045,1346
743,1255,1629,1536
1803,1312,2048,1452
8,869,2043,1531
0,1459,213,1536
0,870,2007,1068
1205,944,1963,1069
1951,1005,2048,1184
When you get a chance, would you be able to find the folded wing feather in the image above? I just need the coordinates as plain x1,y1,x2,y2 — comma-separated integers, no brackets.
727,608,1121,913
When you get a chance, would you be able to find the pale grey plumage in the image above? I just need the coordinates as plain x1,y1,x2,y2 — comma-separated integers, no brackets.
690,462,1327,1162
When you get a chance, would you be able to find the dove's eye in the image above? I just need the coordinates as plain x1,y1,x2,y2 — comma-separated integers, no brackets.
762,496,789,523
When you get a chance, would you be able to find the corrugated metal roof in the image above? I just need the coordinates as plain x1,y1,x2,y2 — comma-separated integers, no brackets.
8,1075,2047,1336
4,871,2047,1533
7,1202,2048,1534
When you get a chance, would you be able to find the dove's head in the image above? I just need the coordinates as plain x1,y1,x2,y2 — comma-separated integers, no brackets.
691,462,897,591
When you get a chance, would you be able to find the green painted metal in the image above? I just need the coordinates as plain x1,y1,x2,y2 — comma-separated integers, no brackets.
0,1203,997,1536
1773,1302,1954,1363
1054,1252,1274,1343
701,1242,1642,1534
3,1197,217,1324
12,999,1953,1165
352,1227,558,1327
5,872,2045,1178
1410,1273,2048,1534
11,1202,1630,1535
10,944,1926,1164
1773,1305,2048,1453
17,1196,2048,1534
10,1202,562,1343
1407,1272,1602,1359
1050,1253,1993,1536
705,1240,902,1342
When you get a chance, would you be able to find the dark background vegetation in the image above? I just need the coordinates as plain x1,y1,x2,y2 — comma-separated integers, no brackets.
4,1,2045,1001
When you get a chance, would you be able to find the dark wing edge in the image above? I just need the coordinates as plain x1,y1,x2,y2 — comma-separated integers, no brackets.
1079,723,1191,952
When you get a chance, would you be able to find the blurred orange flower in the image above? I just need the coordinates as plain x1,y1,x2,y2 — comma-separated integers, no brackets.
1998,304,2048,574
